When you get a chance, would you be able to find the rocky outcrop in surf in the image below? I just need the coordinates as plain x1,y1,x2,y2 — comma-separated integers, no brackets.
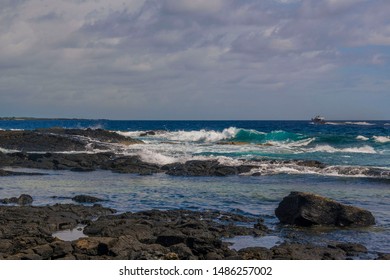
0,128,142,152
162,160,255,176
1,128,389,179
1,149,390,180
275,191,375,227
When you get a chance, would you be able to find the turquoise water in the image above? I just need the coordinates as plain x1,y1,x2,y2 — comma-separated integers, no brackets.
1,119,390,253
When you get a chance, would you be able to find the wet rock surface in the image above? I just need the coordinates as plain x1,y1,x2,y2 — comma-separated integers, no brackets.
275,191,376,227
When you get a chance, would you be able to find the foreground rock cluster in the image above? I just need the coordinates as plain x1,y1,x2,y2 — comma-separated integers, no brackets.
0,192,385,260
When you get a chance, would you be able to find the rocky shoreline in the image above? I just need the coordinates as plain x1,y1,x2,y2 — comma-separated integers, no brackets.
1,128,389,179
0,192,388,260
1,128,389,260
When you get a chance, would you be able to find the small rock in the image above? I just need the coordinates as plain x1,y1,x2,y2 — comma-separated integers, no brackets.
330,242,368,256
163,252,179,260
376,253,390,260
17,194,33,205
72,195,105,203
238,247,273,260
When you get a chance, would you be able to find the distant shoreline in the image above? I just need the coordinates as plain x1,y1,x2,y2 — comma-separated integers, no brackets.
0,117,108,121
1,117,390,122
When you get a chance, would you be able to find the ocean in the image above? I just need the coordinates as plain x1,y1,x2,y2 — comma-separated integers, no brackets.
1,119,390,254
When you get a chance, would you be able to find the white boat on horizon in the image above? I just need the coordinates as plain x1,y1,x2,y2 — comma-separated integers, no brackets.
311,115,326,124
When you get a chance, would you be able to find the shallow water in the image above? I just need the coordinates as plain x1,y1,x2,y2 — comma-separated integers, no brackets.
52,225,87,241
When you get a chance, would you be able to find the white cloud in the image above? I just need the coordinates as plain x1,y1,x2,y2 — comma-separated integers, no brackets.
0,0,389,119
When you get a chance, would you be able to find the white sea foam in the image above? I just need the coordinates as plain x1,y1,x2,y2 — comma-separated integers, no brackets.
54,149,113,154
356,135,369,141
356,135,370,141
344,121,375,126
308,145,376,154
0,147,20,153
137,149,179,165
242,161,389,179
115,128,239,142
113,130,145,137
327,121,374,126
74,124,104,130
285,137,315,147
373,136,390,143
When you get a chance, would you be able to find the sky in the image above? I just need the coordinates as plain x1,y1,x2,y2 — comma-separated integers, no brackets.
1,0,390,120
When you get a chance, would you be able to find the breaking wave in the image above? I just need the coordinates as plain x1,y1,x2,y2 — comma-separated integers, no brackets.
164,127,238,142
118,127,309,145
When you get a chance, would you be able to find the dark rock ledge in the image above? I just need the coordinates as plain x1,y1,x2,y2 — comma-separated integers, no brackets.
0,128,142,153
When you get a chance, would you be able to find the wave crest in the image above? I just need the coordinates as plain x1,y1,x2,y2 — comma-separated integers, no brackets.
373,136,390,143
308,145,376,154
356,135,369,141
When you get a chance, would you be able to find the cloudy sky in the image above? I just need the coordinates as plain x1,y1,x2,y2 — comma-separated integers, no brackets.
1,0,389,120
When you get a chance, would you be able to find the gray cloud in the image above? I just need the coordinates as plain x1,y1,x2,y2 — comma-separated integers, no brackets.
0,0,389,119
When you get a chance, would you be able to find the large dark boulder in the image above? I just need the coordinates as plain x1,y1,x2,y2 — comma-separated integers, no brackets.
275,191,375,227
